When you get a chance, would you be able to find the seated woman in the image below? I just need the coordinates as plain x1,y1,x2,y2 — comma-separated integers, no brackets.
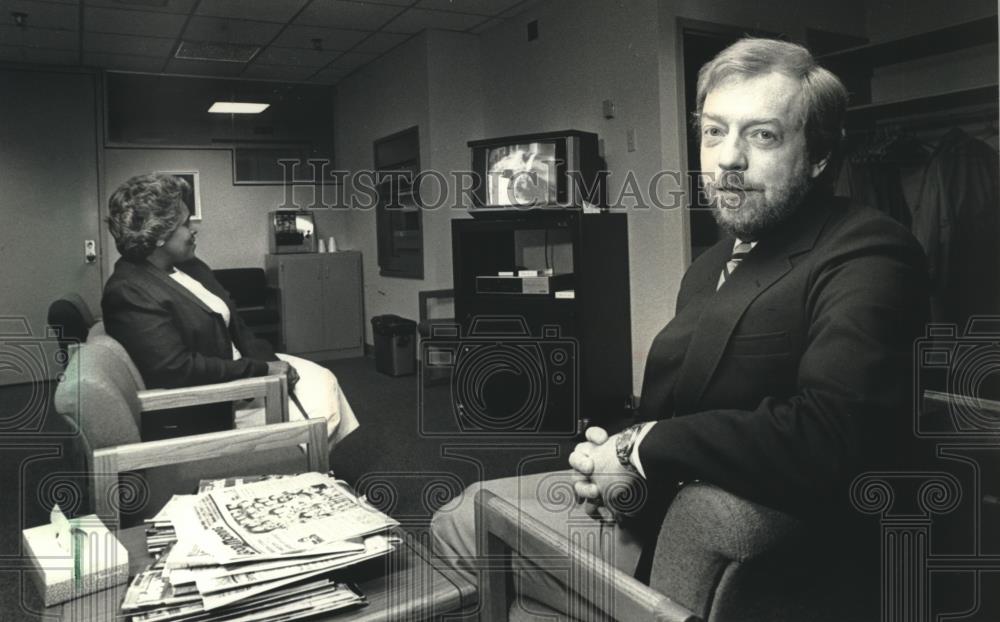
102,173,358,443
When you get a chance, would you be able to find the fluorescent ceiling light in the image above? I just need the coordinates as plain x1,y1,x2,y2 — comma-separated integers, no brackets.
209,102,270,114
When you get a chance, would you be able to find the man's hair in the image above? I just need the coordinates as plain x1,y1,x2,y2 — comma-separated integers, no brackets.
106,173,191,261
694,37,848,167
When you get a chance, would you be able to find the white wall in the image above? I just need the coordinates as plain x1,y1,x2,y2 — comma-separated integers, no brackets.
424,30,484,287
334,34,430,344
334,30,483,345
102,148,348,273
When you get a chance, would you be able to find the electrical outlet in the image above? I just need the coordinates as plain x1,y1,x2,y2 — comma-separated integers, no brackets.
602,99,616,119
84,239,97,264
626,128,637,152
527,20,538,41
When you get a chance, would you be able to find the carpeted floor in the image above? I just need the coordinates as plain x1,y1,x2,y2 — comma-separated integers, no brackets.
0,355,579,620
325,356,579,525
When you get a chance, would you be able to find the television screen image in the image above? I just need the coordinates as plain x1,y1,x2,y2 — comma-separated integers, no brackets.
486,142,557,207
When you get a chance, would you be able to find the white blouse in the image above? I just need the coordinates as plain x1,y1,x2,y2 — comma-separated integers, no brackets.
169,268,243,360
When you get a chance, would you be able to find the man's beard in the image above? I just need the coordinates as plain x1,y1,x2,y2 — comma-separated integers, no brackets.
707,170,812,241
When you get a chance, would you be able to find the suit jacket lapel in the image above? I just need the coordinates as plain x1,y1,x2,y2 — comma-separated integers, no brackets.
124,259,219,318
673,193,837,412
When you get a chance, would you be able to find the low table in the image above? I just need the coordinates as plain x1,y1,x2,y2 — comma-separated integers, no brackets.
33,525,476,621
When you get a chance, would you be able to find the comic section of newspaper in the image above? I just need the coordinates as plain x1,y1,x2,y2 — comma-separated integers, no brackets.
124,472,399,621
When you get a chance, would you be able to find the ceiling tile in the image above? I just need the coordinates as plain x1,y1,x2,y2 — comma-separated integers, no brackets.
308,65,348,84
383,7,487,33
84,6,186,37
254,45,341,67
0,43,77,64
348,0,413,6
0,0,79,29
84,30,175,56
415,0,524,16
183,15,283,45
241,62,317,81
165,56,247,77
327,49,375,71
295,0,404,31
351,31,410,54
271,24,366,51
471,16,507,35
498,0,537,18
195,0,309,24
0,25,77,49
84,0,196,14
468,16,501,34
84,50,165,71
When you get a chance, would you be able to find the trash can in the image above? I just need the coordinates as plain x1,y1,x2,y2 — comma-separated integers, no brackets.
371,314,417,376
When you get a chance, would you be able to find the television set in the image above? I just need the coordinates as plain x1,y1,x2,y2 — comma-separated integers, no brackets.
467,130,605,216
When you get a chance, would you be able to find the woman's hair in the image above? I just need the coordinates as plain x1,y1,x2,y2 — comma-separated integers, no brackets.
694,37,848,167
106,174,191,261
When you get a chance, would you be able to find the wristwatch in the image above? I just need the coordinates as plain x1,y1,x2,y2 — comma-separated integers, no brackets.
615,424,644,474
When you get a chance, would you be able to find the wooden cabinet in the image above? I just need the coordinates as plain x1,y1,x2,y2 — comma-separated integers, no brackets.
265,252,365,361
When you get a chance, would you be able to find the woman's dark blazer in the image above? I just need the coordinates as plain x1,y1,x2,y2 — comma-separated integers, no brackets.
102,256,277,439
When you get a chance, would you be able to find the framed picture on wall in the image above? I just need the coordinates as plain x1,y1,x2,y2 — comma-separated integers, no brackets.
155,170,202,220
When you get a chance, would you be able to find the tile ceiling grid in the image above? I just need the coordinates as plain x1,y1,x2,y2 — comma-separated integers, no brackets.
0,0,536,84
233,0,316,80
159,0,201,75
300,0,421,84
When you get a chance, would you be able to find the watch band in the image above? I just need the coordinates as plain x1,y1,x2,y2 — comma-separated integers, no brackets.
615,424,644,474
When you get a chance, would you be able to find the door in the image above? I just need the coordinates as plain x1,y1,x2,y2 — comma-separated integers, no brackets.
278,255,325,354
322,252,363,350
0,67,103,385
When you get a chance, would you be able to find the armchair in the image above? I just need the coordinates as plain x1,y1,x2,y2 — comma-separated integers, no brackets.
47,292,97,366
213,267,282,350
90,418,327,526
476,484,869,622
53,328,309,524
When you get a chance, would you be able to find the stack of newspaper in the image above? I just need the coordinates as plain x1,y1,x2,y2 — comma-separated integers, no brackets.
123,472,400,621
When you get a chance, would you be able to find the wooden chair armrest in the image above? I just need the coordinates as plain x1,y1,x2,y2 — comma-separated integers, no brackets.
91,418,327,524
474,490,700,622
137,375,288,424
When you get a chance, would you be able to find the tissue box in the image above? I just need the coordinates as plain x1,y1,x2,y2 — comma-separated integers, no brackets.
22,515,129,606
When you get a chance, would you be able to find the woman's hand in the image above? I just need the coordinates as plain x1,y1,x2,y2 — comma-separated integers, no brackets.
267,360,300,392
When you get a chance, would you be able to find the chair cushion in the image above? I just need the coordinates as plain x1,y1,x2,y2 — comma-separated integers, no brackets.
55,341,144,450
649,483,807,617
649,483,871,621
47,296,94,355
86,333,146,390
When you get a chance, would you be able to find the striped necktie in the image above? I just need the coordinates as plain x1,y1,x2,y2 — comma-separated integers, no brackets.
717,240,754,290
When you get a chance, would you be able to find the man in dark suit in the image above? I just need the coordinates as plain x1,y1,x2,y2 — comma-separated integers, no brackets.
431,37,929,615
